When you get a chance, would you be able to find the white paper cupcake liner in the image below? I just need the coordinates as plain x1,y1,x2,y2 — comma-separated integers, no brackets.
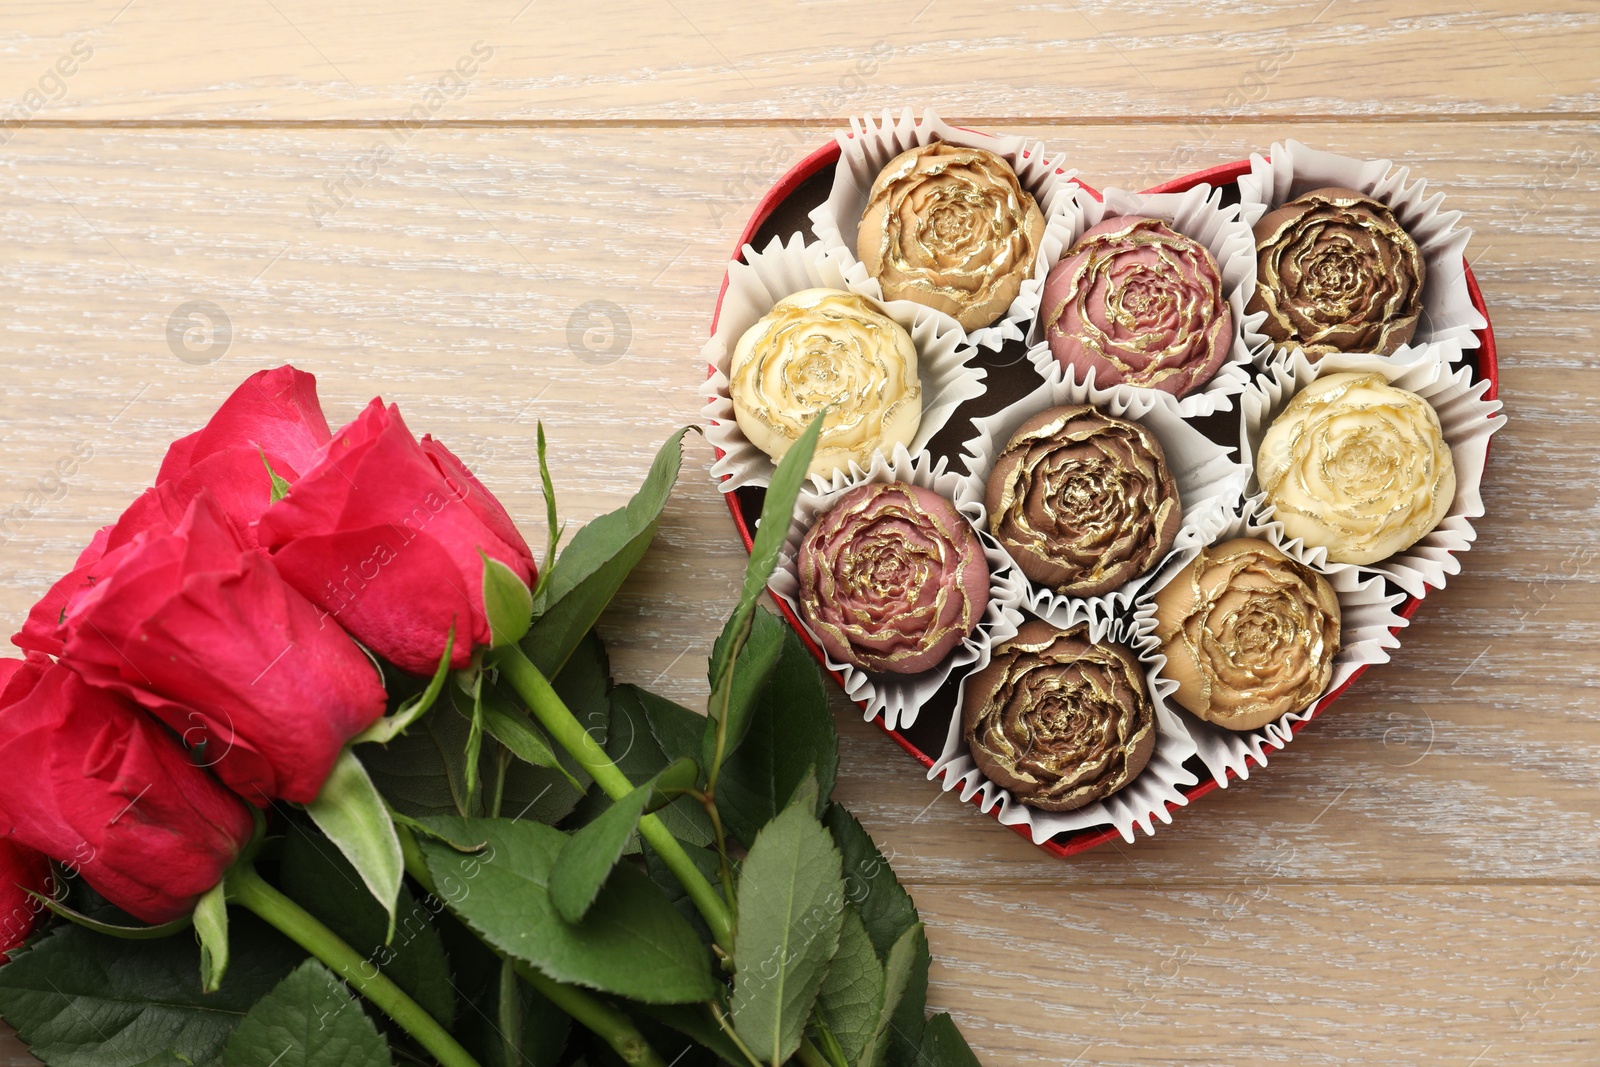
703,233,987,493
807,107,1089,352
1239,343,1505,599
767,445,1026,731
955,372,1249,631
1237,139,1488,358
1133,502,1410,787
929,610,1201,845
1026,183,1271,420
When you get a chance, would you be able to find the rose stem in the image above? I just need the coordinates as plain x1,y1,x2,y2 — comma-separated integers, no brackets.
490,645,737,951
224,863,481,1067
796,1038,834,1067
396,823,668,1067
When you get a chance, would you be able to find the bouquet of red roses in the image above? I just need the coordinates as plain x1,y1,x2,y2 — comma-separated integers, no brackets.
0,367,980,1067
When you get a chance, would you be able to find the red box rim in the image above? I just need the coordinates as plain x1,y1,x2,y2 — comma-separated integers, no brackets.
705,137,1500,858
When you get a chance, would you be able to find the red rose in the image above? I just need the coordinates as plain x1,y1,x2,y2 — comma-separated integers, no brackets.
13,526,116,658
61,492,387,805
13,366,331,657
259,400,536,675
0,656,254,924
0,838,53,962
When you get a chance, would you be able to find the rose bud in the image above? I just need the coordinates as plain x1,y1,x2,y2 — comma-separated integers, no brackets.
0,839,54,962
797,482,988,675
61,492,387,805
858,143,1045,331
1247,187,1425,358
729,288,922,480
258,400,537,675
961,620,1155,811
103,365,334,555
984,405,1181,598
1257,372,1454,566
12,366,332,658
0,656,254,925
1153,538,1341,731
1042,216,1233,398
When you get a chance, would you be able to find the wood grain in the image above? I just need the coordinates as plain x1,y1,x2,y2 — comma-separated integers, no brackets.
0,15,1597,1064
0,1,1595,122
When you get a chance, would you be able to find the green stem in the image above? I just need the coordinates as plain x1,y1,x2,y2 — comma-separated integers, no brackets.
795,1037,832,1067
490,646,737,951
225,864,479,1067
396,824,667,1067
514,963,666,1067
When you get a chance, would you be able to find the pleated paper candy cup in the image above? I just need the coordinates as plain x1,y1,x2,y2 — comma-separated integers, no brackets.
768,445,1026,731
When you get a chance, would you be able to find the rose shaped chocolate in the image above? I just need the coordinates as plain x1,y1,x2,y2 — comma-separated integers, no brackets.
1248,187,1425,357
961,620,1155,811
1043,216,1233,397
984,406,1181,597
797,482,988,674
1153,538,1341,731
1257,372,1454,565
729,288,922,479
857,143,1045,332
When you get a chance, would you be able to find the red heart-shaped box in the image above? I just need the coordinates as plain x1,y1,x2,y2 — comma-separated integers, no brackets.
707,137,1499,858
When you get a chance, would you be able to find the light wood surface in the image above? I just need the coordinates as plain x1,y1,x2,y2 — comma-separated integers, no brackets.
0,4,1596,1064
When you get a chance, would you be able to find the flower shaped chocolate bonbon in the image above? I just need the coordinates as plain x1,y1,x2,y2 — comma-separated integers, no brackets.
858,143,1045,332
961,620,1156,812
1248,186,1425,358
1153,538,1341,731
729,287,922,480
984,405,1181,598
797,481,989,675
1257,371,1454,566
1043,215,1233,398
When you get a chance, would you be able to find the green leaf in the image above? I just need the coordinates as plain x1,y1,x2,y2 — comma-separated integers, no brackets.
577,685,714,849
195,882,229,994
730,792,846,1065
0,914,302,1067
259,449,291,503
434,907,571,1067
551,757,698,924
354,627,455,746
418,818,716,1004
304,748,403,932
279,819,455,1028
915,1013,983,1067
823,804,930,1062
645,756,700,813
361,693,581,825
857,923,925,1067
889,926,931,1065
483,552,535,648
701,605,785,773
27,891,193,940
642,841,725,946
634,1004,749,1067
733,411,824,638
717,623,837,848
222,960,392,1067
704,415,823,788
533,422,565,601
815,906,884,1067
823,805,919,963
522,428,689,678
481,686,581,790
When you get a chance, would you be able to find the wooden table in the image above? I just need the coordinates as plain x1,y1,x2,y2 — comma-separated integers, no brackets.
0,2,1595,1063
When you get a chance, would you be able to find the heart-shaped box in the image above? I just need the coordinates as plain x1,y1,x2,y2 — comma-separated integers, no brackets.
706,132,1500,858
